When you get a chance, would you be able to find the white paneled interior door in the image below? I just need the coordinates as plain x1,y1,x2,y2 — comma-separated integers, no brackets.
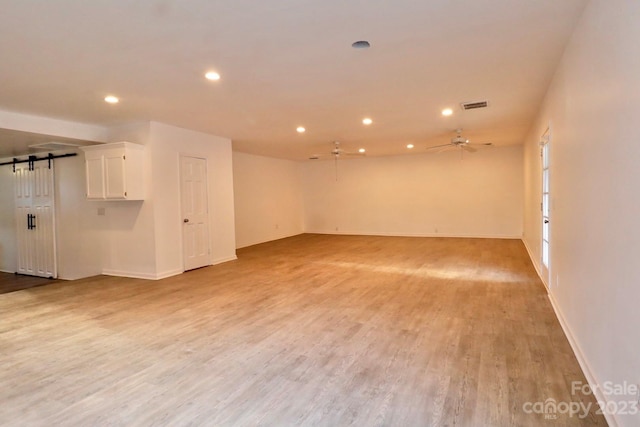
180,156,210,271
15,164,34,276
14,161,57,278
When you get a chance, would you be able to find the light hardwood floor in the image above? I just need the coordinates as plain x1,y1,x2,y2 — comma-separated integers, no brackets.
0,234,606,426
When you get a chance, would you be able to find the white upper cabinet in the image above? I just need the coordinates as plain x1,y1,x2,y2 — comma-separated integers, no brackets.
81,142,145,200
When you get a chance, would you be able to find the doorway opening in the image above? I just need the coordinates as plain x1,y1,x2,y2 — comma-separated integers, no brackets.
540,128,550,287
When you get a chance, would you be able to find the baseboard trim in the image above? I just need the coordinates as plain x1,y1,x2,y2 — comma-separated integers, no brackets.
211,255,238,265
304,230,523,239
155,269,183,280
103,269,183,280
547,293,618,427
101,269,183,281
521,237,548,290
102,257,237,280
102,269,158,280
0,269,16,274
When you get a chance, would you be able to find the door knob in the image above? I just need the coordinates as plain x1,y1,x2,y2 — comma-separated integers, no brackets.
183,218,189,223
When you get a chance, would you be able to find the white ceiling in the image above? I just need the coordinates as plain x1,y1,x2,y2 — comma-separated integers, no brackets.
0,0,586,160
0,129,99,158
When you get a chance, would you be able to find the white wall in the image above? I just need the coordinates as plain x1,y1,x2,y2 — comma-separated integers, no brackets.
0,110,109,276
54,154,104,280
98,121,237,279
149,122,237,275
233,152,304,248
302,146,523,238
0,152,105,280
0,164,16,272
0,121,236,281
523,1,640,425
100,122,157,278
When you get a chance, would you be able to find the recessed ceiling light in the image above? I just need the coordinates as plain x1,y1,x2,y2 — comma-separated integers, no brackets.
296,126,306,133
407,144,414,149
104,95,119,104
205,71,221,81
358,148,366,153
352,41,371,49
442,108,453,116
362,118,373,125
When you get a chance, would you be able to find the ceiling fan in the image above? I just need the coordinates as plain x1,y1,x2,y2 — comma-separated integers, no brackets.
309,141,365,180
308,141,365,160
426,128,493,154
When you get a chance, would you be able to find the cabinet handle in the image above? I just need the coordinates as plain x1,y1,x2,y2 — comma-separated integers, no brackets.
183,218,189,223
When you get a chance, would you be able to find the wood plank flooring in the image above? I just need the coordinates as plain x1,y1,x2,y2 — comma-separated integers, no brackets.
0,272,58,295
0,234,606,426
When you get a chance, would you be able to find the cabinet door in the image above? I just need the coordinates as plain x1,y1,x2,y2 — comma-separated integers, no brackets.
104,151,126,198
81,142,144,200
85,155,105,199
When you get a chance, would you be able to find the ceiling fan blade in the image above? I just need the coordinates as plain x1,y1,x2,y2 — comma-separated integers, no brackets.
462,145,477,153
308,154,331,160
342,151,366,156
436,145,458,153
467,142,493,148
426,143,454,151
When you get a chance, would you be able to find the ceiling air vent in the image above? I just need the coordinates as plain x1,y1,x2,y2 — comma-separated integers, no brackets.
460,100,489,110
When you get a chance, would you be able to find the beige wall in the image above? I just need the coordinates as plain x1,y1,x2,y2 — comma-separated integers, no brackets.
523,1,640,425
301,146,523,238
233,152,304,249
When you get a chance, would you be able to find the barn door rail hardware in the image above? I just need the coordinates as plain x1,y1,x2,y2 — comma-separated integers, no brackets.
0,152,77,172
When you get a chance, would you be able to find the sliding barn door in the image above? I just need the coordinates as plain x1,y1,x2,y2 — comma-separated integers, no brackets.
14,162,57,278
15,164,34,275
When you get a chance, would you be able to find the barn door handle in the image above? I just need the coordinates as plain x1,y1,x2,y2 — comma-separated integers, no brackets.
27,214,36,230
